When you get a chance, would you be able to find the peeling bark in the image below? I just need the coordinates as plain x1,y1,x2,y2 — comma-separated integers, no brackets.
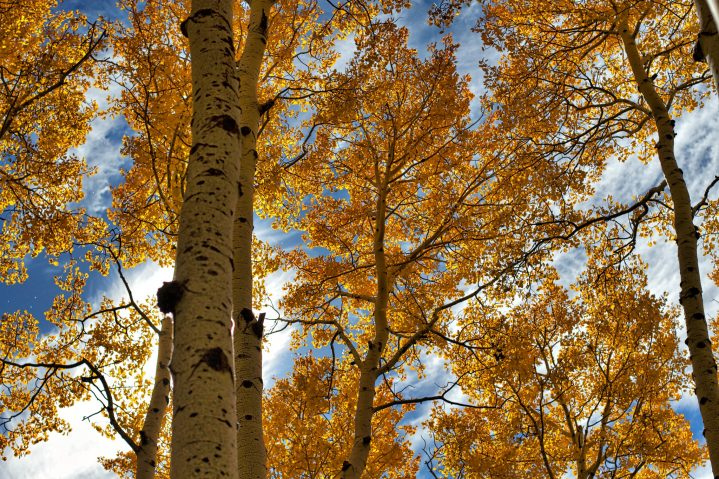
621,18,719,476
136,315,173,479
233,1,272,478
170,2,240,478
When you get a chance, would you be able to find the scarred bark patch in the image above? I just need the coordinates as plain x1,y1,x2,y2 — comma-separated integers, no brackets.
200,347,232,373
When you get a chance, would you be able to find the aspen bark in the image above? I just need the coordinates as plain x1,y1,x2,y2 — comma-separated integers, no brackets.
169,2,240,478
233,1,272,478
693,0,719,92
620,19,719,476
341,187,391,479
136,315,173,479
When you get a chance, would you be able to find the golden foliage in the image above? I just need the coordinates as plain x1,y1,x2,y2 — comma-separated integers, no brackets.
432,257,704,477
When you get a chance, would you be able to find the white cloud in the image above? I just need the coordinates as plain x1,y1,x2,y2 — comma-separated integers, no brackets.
98,260,173,308
260,266,297,388
693,461,714,479
71,82,131,216
331,33,356,72
0,402,127,479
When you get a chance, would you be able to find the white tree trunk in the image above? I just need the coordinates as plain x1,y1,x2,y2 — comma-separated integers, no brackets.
694,0,719,93
621,19,719,476
169,2,241,478
136,315,173,479
233,2,272,479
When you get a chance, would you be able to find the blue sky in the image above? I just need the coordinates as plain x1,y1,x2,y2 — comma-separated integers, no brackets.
2,1,719,478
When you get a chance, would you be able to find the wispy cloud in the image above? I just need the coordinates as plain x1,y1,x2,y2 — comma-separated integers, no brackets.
71,82,131,217
0,402,126,479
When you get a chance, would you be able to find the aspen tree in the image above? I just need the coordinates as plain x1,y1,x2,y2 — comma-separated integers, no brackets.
466,0,719,473
431,257,704,478
693,0,719,92
136,315,173,479
111,1,355,475
233,2,273,478
264,354,418,478
277,20,577,478
167,1,241,477
618,13,719,473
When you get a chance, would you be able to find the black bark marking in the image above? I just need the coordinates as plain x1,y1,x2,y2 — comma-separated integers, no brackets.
698,341,707,348
200,347,232,373
259,99,275,115
240,126,252,136
251,312,265,339
157,281,185,314
694,37,706,62
242,380,253,388
679,287,701,304
209,115,239,134
180,8,215,37
180,18,190,37
245,414,253,420
251,322,264,339
190,142,209,155
240,308,255,324
204,168,224,177
693,312,706,321
342,461,352,471
140,430,149,446
259,10,269,36
362,436,371,445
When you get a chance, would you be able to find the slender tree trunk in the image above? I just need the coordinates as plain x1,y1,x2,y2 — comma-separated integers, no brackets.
168,2,241,478
620,19,719,476
341,186,391,479
693,0,719,92
233,2,272,478
136,315,173,479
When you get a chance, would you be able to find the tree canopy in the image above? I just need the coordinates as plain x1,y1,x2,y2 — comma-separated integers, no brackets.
1,0,718,478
